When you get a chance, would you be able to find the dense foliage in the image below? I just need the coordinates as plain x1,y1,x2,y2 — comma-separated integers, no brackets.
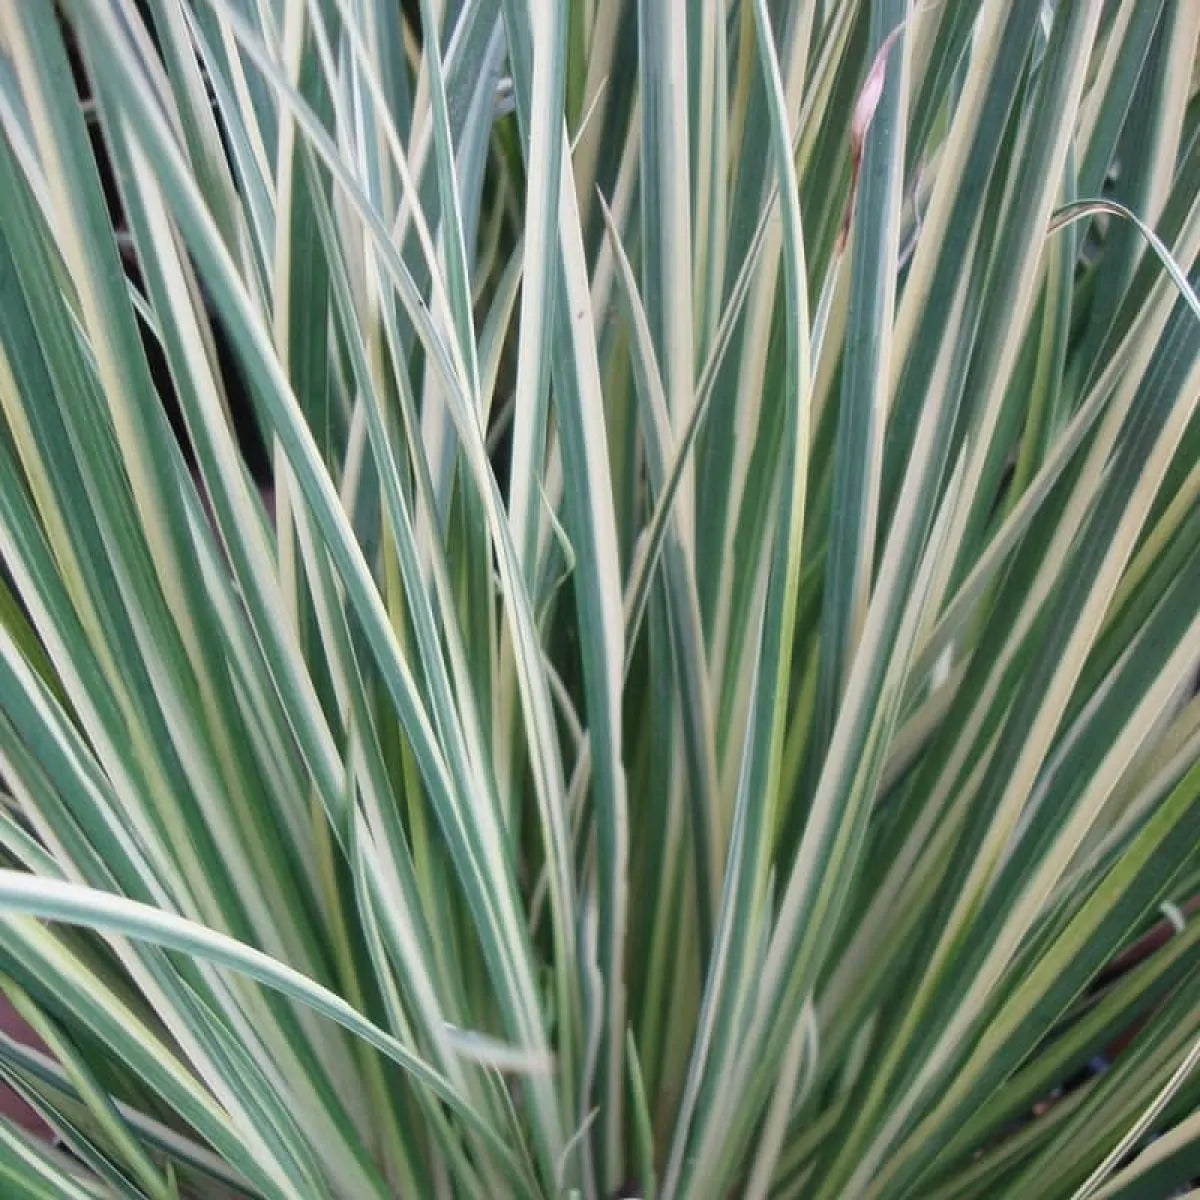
0,0,1198,1196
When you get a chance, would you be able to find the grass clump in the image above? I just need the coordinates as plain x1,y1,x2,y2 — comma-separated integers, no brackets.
0,1,1198,1197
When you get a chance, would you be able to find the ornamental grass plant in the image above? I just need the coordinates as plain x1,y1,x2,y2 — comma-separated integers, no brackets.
0,0,1199,1196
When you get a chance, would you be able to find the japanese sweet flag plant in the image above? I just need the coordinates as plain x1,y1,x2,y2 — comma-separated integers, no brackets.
0,1,1198,1197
